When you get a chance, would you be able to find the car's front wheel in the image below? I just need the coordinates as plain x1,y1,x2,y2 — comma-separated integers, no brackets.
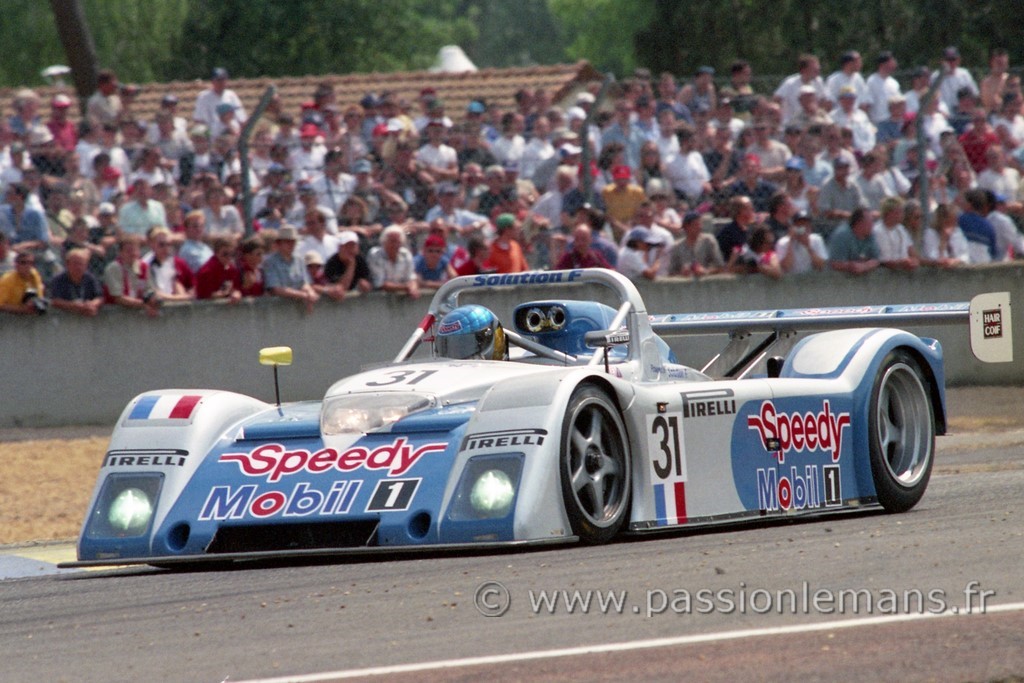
868,350,935,513
559,385,631,544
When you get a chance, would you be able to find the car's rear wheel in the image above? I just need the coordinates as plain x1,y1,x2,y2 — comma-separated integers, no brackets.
559,385,631,544
868,350,935,512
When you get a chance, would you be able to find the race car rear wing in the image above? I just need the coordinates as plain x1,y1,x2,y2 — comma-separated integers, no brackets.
650,292,1013,369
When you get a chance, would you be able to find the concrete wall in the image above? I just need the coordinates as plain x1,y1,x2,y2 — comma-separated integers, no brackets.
4,264,1023,428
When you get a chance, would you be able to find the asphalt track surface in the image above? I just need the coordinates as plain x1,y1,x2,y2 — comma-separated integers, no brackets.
2,392,1024,682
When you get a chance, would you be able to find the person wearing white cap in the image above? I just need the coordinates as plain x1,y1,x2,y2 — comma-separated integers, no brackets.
790,84,833,130
616,225,663,282
575,91,596,109
323,230,372,299
627,200,673,276
829,86,876,154
304,249,327,292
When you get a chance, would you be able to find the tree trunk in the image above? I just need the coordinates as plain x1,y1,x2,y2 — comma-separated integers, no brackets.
49,0,99,116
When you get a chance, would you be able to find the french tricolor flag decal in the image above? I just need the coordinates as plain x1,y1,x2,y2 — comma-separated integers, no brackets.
653,481,688,526
128,394,202,421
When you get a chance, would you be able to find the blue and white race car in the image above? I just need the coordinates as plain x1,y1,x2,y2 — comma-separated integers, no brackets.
66,269,1012,567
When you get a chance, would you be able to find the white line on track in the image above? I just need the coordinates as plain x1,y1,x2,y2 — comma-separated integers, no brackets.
231,601,1024,683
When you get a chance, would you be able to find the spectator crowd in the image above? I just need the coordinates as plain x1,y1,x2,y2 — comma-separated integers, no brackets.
2,47,1024,317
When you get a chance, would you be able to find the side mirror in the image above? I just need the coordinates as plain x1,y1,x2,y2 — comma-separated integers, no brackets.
259,346,293,367
259,346,293,408
584,329,630,348
584,329,630,374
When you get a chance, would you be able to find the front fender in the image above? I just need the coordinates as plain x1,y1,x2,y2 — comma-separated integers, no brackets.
437,367,635,543
77,390,270,560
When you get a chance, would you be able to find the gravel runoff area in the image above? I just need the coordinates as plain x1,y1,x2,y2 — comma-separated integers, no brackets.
1,386,1022,546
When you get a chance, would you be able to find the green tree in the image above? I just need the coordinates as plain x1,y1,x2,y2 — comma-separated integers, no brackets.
459,0,566,68
166,0,477,79
553,0,1024,88
548,0,653,75
0,3,69,87
5,0,1024,93
0,0,189,88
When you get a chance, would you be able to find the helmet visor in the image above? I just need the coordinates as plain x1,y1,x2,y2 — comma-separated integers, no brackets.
437,327,493,360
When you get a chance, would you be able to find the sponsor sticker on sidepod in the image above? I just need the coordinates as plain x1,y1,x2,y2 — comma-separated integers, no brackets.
746,399,850,463
218,438,447,482
732,399,851,513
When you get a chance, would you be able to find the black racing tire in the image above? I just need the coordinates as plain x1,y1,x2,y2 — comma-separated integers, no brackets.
559,385,631,544
868,350,935,513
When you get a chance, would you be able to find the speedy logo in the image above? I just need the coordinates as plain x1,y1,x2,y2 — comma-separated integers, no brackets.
746,400,850,463
219,438,447,482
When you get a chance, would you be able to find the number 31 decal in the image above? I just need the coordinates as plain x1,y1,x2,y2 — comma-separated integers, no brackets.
366,369,438,387
649,414,686,480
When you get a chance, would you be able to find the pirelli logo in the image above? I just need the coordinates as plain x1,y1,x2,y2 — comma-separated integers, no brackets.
462,428,547,451
681,388,736,419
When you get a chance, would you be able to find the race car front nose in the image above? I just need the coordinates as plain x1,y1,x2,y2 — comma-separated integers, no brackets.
79,473,163,559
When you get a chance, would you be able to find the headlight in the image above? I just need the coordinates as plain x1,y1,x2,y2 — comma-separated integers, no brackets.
470,469,515,517
321,392,434,435
447,454,523,521
86,473,162,539
108,488,154,534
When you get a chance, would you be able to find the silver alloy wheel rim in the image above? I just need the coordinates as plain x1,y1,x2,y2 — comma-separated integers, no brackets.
876,362,931,487
567,397,628,527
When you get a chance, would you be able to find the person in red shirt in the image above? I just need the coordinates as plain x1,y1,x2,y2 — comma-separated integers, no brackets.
485,213,529,273
46,94,78,153
959,112,999,173
195,235,242,301
554,223,612,270
454,236,492,276
238,236,266,297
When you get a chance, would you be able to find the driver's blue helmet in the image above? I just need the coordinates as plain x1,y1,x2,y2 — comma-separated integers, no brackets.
436,304,508,360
